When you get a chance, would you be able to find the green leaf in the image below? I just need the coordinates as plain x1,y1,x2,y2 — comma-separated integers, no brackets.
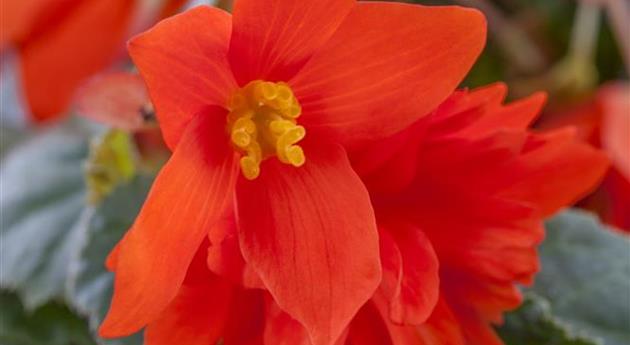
0,290,96,345
532,210,630,345
0,122,89,309
0,126,28,158
67,177,153,345
498,293,600,345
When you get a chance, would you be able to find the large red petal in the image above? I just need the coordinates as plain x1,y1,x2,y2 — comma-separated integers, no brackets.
291,2,486,147
379,222,440,325
228,0,354,84
20,0,134,121
128,6,235,149
99,109,238,337
236,144,381,345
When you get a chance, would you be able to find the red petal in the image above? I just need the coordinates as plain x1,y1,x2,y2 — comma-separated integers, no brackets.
236,144,381,345
222,289,266,345
99,109,238,337
372,293,466,345
76,72,150,130
414,297,466,345
291,2,486,147
144,277,233,345
458,91,547,138
20,0,134,121
128,6,235,149
228,0,354,84
499,128,609,216
442,267,524,324
264,299,311,345
447,299,506,345
206,210,264,289
379,222,440,325
377,230,403,306
347,302,393,345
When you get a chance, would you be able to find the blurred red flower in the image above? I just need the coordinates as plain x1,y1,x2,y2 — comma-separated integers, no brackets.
538,83,630,231
0,0,185,122
117,84,608,345
76,72,169,165
99,1,487,344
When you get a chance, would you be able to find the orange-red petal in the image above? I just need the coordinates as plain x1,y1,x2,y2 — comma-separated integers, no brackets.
264,299,312,345
206,210,264,289
414,297,466,345
128,6,236,149
222,288,266,345
371,292,466,345
228,0,354,84
236,143,381,345
347,301,393,345
20,0,134,121
291,2,486,147
99,109,238,337
144,277,233,345
379,222,440,325
459,91,547,138
499,128,609,216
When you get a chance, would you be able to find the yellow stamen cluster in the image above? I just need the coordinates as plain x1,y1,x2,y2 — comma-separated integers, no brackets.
227,80,306,180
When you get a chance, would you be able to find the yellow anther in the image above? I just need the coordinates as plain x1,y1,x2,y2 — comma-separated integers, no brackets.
240,156,260,180
269,120,295,135
287,104,301,118
256,82,278,101
231,130,251,148
276,126,306,164
276,84,292,102
226,80,306,179
285,146,305,167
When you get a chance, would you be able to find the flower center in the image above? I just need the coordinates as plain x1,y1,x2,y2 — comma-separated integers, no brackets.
227,80,306,180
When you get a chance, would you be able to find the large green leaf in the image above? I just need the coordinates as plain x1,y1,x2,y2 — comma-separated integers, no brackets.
0,126,28,158
532,210,630,345
67,177,153,345
0,290,95,345
0,122,89,309
498,293,600,345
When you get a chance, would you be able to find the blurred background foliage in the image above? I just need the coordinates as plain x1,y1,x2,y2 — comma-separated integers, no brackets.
1,0,628,344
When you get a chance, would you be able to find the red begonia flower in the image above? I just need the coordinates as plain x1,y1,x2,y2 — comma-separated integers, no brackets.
347,83,608,344
132,83,608,345
100,2,486,345
0,0,184,122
